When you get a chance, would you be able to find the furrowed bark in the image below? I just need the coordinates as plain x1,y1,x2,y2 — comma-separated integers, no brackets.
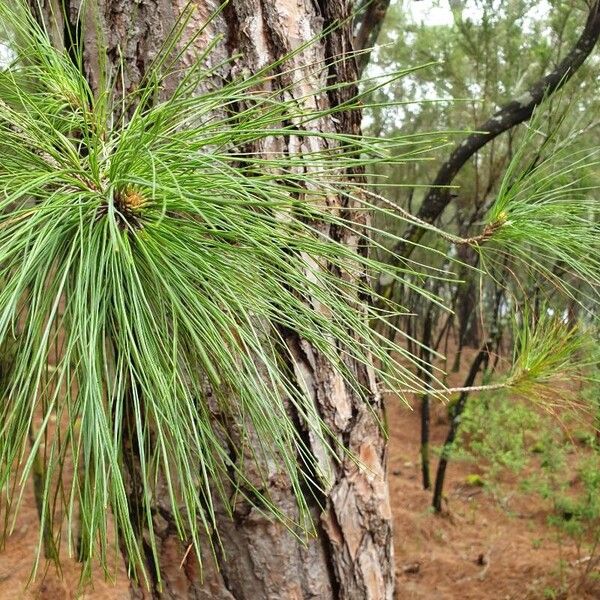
36,1,395,599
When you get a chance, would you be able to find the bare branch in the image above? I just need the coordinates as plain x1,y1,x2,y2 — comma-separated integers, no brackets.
353,0,391,74
392,0,600,261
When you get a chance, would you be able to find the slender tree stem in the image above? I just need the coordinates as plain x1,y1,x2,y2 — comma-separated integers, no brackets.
419,310,433,490
432,342,492,513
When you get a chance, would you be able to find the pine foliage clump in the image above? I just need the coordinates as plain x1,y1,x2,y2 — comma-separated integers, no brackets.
0,2,441,576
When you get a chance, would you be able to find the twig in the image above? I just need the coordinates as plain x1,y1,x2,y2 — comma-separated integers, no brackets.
382,382,507,398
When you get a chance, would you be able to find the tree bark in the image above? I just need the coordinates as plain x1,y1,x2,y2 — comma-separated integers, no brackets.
37,1,395,599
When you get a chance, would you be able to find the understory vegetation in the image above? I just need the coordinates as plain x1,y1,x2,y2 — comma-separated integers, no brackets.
452,377,600,596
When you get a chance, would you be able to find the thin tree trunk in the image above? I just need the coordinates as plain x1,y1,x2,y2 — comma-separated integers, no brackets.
37,2,395,599
419,309,433,490
432,341,492,513
353,0,391,74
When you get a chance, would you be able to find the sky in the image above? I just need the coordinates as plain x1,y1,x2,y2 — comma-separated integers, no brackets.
406,0,455,26
0,44,11,65
404,0,552,30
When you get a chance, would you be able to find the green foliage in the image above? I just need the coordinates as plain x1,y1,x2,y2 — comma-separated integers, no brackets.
544,456,600,539
0,2,442,580
366,0,600,354
505,311,595,402
365,2,600,590
1,0,599,589
426,312,595,404
366,0,600,243
455,392,541,475
464,473,485,487
455,385,600,548
484,105,600,303
543,586,563,600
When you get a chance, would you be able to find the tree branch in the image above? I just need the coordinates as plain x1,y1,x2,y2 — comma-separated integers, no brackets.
353,0,391,75
392,0,600,261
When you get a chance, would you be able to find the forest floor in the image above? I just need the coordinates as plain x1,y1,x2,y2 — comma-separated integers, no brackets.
387,391,596,600
0,358,597,599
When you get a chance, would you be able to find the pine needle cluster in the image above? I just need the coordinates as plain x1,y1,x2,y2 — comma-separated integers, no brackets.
0,1,444,578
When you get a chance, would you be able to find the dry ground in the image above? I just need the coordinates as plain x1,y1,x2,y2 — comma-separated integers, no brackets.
388,394,595,600
0,380,597,599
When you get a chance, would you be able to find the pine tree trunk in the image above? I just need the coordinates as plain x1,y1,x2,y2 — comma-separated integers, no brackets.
38,2,395,598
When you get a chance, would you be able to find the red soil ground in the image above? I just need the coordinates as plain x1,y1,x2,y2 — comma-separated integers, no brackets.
0,387,597,599
388,394,597,600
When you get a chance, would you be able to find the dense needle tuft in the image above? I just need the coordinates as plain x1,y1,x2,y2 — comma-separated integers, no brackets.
108,186,148,230
0,0,446,581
